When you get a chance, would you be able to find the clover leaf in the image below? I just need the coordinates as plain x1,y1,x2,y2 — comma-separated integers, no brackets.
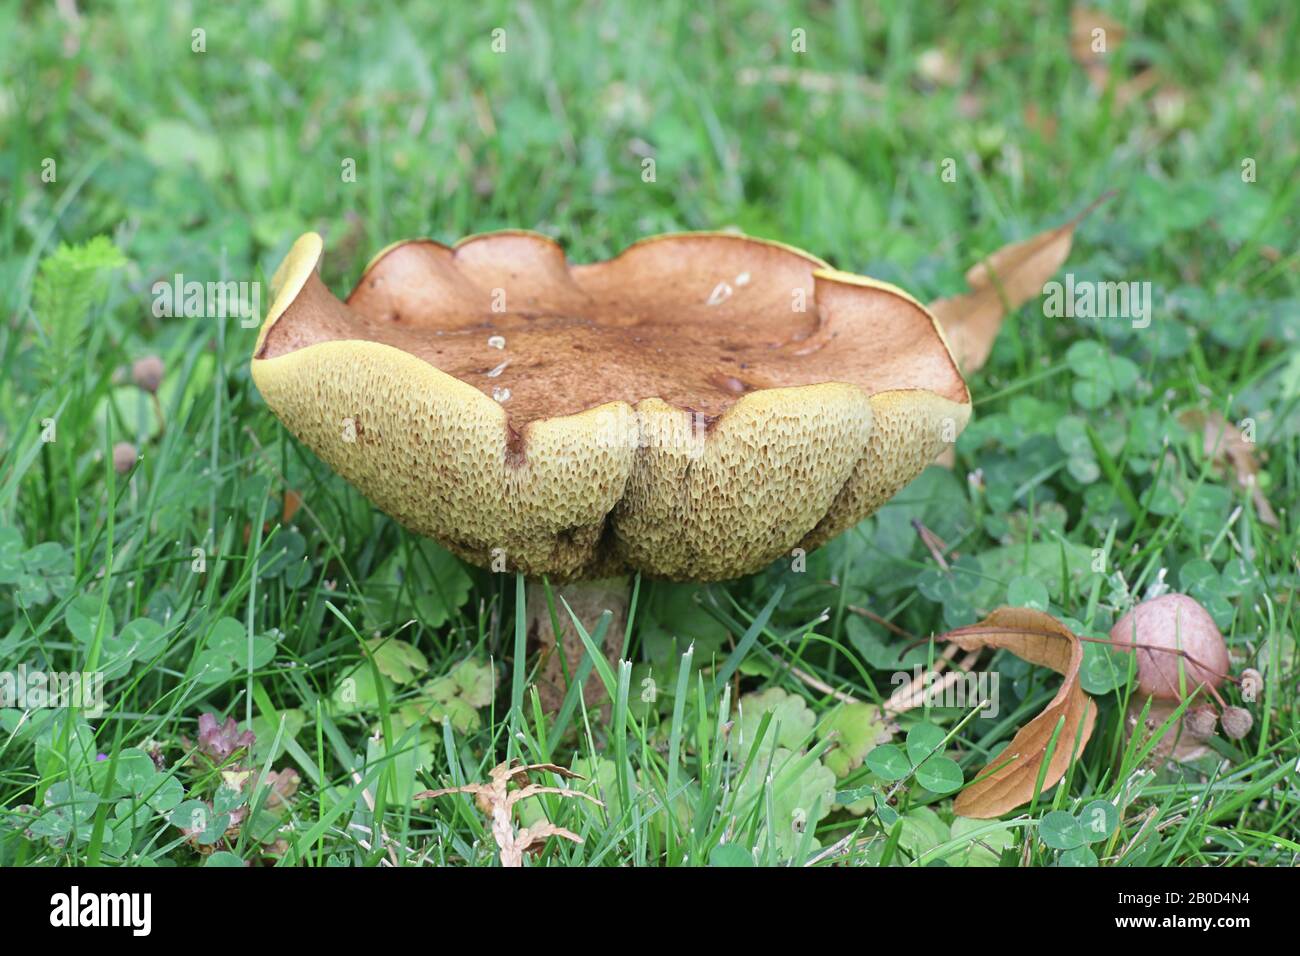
29,781,99,845
866,722,963,795
193,617,276,684
1066,340,1139,410
65,595,169,679
1039,810,1086,850
0,529,74,609
1079,799,1119,843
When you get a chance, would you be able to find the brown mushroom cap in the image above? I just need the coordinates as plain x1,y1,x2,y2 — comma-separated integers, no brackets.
1109,593,1230,700
251,231,971,580
132,354,165,394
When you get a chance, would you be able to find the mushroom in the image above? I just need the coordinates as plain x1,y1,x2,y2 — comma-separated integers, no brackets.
132,355,165,394
1109,593,1232,761
250,231,971,708
112,441,138,476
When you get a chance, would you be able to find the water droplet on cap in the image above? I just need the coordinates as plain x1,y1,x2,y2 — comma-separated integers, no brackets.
707,281,733,306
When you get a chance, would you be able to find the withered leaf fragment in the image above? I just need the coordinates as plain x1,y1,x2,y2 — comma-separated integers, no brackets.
939,608,1098,818
1177,409,1278,527
416,760,602,867
928,199,1107,374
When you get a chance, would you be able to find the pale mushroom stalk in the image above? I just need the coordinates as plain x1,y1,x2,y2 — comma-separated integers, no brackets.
528,577,629,712
251,231,971,713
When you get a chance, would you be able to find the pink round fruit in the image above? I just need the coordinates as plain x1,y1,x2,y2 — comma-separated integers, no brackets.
1109,593,1229,700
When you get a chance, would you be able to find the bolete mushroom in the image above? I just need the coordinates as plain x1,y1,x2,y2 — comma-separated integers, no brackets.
1110,592,1232,761
250,231,971,707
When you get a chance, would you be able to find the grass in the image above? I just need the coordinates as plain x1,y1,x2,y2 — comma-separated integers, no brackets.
0,0,1297,867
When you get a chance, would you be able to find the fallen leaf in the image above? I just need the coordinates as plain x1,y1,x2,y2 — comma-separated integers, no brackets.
1068,8,1168,109
928,196,1108,374
1023,103,1058,142
416,760,601,867
1070,7,1125,92
938,607,1098,818
282,489,302,523
512,822,585,857
1177,409,1278,527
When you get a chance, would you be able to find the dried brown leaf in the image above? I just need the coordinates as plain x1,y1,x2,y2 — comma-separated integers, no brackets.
505,784,602,812
939,607,1098,818
1177,409,1278,527
504,822,585,866
1023,103,1058,142
415,760,601,867
1068,9,1170,108
928,198,1106,374
283,489,302,523
499,761,577,790
1070,7,1125,89
517,823,584,851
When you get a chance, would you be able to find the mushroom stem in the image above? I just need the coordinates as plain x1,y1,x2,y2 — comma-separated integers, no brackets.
527,577,630,715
